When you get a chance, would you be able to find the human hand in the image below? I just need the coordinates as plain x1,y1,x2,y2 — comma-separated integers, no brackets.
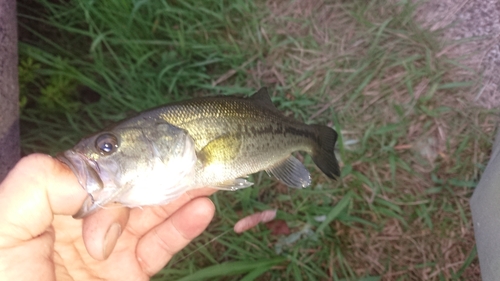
0,154,216,281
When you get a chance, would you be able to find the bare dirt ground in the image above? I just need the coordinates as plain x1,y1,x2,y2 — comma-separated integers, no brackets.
417,0,500,108
258,0,497,279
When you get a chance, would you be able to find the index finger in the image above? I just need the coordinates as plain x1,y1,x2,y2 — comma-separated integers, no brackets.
125,188,217,237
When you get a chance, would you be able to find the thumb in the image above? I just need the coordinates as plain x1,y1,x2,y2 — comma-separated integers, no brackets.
0,154,88,247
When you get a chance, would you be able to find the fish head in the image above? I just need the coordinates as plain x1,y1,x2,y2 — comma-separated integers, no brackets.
58,122,197,218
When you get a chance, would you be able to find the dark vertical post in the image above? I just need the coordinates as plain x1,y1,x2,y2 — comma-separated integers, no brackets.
0,0,20,181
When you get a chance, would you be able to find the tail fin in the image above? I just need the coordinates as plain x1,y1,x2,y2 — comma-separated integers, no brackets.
310,124,340,179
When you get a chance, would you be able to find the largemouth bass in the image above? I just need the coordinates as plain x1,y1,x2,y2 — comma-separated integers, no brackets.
58,88,340,218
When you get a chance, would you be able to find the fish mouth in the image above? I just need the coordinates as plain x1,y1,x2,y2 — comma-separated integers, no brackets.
57,150,107,218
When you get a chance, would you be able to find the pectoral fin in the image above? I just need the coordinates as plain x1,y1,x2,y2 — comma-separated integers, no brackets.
266,156,311,188
198,134,241,165
199,134,252,190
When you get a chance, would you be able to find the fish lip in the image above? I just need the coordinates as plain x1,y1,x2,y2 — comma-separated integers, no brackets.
56,150,105,218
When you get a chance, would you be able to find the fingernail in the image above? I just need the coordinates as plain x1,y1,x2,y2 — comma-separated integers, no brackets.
103,223,121,259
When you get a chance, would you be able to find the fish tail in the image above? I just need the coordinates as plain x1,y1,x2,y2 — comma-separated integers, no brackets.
310,124,340,179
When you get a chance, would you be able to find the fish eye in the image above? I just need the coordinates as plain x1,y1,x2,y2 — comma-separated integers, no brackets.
95,133,119,155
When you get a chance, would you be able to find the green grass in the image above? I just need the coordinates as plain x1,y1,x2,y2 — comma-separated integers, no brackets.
18,0,497,280
19,0,262,154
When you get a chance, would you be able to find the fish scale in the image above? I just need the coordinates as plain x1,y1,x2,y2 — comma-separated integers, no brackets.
152,88,338,187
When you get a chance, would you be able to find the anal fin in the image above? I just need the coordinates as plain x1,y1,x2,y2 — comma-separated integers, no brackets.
266,156,311,188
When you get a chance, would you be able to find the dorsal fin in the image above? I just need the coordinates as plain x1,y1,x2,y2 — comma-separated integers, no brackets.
249,87,277,110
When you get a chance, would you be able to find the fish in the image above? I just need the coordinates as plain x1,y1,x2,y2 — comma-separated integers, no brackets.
58,87,340,218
